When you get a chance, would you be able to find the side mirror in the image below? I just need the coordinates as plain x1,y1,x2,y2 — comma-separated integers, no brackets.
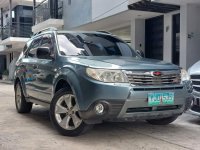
36,47,52,59
136,49,145,58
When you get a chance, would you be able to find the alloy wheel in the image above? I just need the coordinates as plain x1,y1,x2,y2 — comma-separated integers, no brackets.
55,94,82,130
16,84,22,109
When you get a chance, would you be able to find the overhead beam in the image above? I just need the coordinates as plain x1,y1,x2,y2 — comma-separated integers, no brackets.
128,1,180,13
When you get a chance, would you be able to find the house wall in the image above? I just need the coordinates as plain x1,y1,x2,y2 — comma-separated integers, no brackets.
163,10,180,63
180,4,200,69
131,19,145,52
63,0,92,30
92,0,128,21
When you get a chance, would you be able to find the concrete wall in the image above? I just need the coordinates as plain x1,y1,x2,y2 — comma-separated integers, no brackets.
63,0,92,29
180,4,200,69
131,19,145,53
92,0,128,21
63,0,129,30
163,11,180,63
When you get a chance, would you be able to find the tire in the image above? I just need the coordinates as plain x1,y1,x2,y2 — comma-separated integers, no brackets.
50,88,92,136
15,81,32,113
146,116,178,125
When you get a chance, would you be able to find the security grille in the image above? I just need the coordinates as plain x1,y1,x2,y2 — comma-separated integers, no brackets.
124,70,181,86
191,75,200,93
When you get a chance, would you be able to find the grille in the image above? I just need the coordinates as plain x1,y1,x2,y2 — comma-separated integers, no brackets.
124,70,181,86
126,105,182,113
191,75,200,93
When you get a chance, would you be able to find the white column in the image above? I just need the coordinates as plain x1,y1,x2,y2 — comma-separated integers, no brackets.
180,4,200,69
163,13,172,63
131,19,145,53
180,5,188,69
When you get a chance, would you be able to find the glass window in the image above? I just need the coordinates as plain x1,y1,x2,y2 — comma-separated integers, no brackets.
27,37,42,58
41,34,52,48
57,33,137,57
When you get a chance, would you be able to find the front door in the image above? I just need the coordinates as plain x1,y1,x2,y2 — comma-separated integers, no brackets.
34,34,56,103
24,36,42,100
172,14,180,66
0,55,6,79
145,15,164,60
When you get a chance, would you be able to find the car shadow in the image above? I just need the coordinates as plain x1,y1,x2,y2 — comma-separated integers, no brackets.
21,106,199,143
23,105,53,130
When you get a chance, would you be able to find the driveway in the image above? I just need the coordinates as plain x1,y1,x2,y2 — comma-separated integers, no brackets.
0,83,199,150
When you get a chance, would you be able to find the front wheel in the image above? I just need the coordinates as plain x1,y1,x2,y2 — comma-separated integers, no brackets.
50,89,92,136
146,116,178,125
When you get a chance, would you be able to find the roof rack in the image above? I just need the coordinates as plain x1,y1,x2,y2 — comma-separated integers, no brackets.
33,27,58,36
97,31,112,34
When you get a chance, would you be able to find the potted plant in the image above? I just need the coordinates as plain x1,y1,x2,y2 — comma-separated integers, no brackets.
2,70,9,81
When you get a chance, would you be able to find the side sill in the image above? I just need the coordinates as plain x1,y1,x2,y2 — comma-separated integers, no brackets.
28,97,50,108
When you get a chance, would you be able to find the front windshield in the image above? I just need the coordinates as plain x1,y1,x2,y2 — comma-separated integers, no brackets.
57,32,137,57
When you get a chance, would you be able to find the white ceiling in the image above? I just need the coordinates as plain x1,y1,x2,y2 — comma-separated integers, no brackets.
73,10,162,31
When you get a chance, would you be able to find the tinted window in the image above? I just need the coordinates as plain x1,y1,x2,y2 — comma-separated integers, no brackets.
27,37,42,58
57,34,86,56
41,34,53,48
57,33,137,57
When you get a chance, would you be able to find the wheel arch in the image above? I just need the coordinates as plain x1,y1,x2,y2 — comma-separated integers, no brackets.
53,73,84,110
14,76,27,97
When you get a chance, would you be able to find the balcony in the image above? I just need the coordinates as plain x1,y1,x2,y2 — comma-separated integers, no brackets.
0,22,32,51
32,0,64,33
1,22,32,40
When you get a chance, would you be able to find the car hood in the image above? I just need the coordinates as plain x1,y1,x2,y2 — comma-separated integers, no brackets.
188,60,200,75
66,56,179,70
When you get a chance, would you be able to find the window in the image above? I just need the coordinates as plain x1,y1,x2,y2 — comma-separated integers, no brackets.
57,33,137,57
27,37,42,58
57,34,86,56
41,34,52,48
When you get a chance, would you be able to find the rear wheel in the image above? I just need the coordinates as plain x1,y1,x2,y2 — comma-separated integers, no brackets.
146,116,178,125
15,82,32,113
50,89,92,136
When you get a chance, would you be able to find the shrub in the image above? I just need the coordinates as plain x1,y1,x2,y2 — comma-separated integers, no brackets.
2,70,9,76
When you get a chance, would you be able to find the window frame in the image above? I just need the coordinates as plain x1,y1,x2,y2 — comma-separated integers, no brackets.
25,36,42,58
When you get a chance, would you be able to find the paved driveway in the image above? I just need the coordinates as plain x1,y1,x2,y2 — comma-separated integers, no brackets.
0,83,200,150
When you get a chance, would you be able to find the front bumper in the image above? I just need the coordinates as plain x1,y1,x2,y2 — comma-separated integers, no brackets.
79,85,192,124
189,94,200,116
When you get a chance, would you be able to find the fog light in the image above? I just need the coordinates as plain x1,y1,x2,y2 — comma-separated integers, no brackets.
94,103,104,115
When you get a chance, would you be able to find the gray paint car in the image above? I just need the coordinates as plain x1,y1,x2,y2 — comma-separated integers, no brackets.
14,28,193,136
189,61,200,116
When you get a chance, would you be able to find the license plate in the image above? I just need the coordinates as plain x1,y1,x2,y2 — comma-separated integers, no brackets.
148,92,174,106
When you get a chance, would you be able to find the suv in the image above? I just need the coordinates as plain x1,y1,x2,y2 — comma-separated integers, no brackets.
14,28,192,136
189,61,200,115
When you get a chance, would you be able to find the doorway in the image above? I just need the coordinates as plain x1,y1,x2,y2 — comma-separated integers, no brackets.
172,14,180,66
145,15,164,60
0,55,7,79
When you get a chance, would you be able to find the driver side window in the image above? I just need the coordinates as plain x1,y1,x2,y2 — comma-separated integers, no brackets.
27,37,42,58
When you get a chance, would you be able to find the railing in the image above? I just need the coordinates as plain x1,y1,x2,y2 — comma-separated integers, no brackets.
34,0,63,25
0,22,33,40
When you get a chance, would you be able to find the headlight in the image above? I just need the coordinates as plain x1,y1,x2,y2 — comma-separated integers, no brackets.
181,69,190,81
86,68,128,83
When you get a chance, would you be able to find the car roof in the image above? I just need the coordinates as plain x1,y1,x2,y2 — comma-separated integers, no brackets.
56,30,111,35
30,30,112,41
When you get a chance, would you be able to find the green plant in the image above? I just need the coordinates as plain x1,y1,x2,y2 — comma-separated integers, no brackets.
2,70,9,76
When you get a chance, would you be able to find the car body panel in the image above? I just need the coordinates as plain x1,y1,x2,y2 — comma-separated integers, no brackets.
14,30,192,124
188,61,200,115
61,56,179,70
